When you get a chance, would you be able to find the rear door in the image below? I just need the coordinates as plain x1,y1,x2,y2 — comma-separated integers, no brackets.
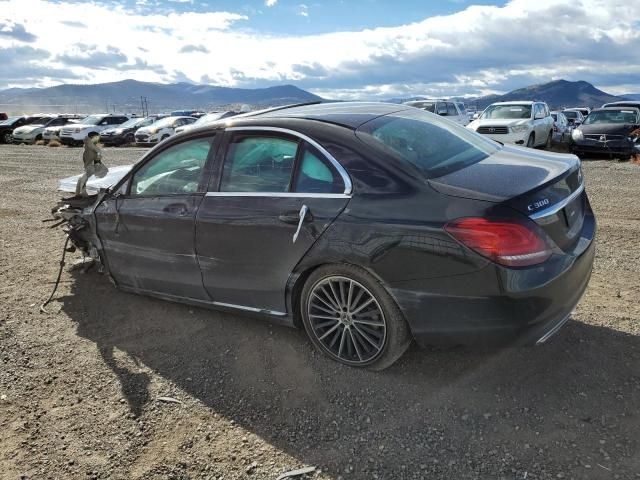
96,134,217,299
195,127,351,314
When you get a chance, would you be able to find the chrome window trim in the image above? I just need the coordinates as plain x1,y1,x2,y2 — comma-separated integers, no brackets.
225,125,353,195
529,182,585,220
206,192,350,198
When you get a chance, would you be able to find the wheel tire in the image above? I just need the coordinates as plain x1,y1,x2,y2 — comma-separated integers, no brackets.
34,135,42,144
526,133,535,148
2,132,10,144
300,264,412,370
125,133,135,145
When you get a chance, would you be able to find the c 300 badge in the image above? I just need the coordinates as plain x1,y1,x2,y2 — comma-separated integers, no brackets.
527,198,550,211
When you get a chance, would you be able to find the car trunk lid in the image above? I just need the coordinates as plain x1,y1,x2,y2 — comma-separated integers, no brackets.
429,145,585,252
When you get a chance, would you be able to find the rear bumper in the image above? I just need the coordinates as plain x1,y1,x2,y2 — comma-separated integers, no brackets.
390,213,596,348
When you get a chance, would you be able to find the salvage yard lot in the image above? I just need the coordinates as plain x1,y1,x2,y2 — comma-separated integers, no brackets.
0,144,639,480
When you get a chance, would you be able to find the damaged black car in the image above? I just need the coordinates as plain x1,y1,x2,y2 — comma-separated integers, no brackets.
52,102,596,370
571,107,640,160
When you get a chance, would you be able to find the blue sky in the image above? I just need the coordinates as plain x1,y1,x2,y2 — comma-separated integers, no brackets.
1,0,639,98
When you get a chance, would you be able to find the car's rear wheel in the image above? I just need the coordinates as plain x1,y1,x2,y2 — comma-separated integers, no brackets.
301,264,411,370
526,133,535,148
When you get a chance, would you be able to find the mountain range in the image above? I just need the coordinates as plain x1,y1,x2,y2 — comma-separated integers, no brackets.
391,80,631,110
0,78,637,115
0,79,322,114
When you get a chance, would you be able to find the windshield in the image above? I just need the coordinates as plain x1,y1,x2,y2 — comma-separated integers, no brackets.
563,111,579,119
78,115,104,126
481,105,532,119
583,110,639,125
356,108,500,179
406,101,436,113
151,116,179,128
0,116,21,126
119,117,153,128
25,116,52,125
195,112,229,125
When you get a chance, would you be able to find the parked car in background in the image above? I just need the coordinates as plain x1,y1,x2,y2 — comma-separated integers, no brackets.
59,114,131,146
1,115,54,144
550,111,572,143
134,116,196,145
564,107,590,118
562,109,585,127
100,116,157,146
572,107,640,159
467,101,554,148
171,110,205,118
174,111,238,134
54,102,595,370
11,114,82,144
43,118,84,143
404,99,470,126
601,101,640,110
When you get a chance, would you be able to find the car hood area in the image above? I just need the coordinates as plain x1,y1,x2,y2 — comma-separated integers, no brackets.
578,123,639,136
58,164,133,194
428,145,578,203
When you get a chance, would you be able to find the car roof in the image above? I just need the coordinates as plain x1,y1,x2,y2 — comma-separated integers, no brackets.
593,106,640,112
228,101,412,129
491,101,540,106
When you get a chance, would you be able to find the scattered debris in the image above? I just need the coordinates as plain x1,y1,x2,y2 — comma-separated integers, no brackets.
276,466,316,479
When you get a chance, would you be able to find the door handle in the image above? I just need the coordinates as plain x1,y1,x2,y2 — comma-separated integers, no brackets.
292,204,309,244
163,203,188,216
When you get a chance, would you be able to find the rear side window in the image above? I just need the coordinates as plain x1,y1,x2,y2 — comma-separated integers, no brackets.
357,109,499,179
220,135,297,192
293,145,344,194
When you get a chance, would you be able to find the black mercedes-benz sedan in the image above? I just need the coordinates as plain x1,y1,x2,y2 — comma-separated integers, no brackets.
54,102,596,370
571,107,640,159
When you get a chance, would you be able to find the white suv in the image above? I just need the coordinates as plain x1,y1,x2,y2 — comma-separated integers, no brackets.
134,116,196,145
467,101,554,148
404,99,469,126
59,114,130,146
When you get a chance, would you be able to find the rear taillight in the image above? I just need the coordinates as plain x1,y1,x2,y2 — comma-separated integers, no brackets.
445,217,552,267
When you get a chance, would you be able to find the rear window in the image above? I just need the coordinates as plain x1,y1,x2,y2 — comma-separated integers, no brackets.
356,109,499,179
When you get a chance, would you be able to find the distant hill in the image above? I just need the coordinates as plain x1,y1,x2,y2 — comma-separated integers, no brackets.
464,80,622,110
622,93,640,101
390,80,624,110
0,79,323,115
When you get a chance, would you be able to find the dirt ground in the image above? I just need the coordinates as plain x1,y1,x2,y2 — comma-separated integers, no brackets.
0,143,638,480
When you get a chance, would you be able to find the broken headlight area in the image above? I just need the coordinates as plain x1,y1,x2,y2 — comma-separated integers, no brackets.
50,194,106,273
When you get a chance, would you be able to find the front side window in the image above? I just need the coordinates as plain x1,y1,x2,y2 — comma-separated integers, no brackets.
357,109,500,179
220,135,298,192
130,137,213,196
294,146,344,194
447,103,458,116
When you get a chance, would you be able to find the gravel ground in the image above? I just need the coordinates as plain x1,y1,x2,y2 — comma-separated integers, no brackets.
0,144,638,480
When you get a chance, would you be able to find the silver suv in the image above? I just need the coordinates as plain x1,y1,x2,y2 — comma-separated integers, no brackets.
467,101,555,148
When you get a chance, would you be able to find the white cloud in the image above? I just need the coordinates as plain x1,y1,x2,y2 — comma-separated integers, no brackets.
265,0,278,6
0,0,639,97
298,4,308,17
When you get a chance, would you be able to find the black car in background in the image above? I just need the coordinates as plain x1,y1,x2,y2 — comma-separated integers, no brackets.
571,107,640,159
100,116,157,146
0,116,29,143
55,102,596,369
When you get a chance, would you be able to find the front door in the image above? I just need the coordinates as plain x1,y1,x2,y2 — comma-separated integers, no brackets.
96,135,217,300
195,129,351,314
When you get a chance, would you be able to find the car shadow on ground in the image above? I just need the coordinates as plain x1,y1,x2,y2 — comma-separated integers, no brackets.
58,269,640,477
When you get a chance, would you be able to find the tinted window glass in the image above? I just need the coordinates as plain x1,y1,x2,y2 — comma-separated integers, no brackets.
482,105,532,119
447,103,458,116
357,109,499,179
294,145,344,194
220,135,297,192
583,110,639,125
131,137,213,196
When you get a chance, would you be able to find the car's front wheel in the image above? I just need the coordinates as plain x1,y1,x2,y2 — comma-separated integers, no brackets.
301,264,411,370
2,132,10,144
